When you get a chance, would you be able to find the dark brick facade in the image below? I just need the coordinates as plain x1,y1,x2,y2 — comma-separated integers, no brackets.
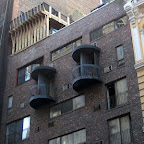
0,1,144,144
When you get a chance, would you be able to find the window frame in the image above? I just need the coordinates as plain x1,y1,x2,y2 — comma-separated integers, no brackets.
7,95,13,114
106,78,128,109
50,95,85,118
17,59,42,85
6,116,30,144
108,114,132,144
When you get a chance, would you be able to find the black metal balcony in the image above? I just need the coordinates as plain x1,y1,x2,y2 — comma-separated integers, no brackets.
30,84,56,109
72,64,101,91
31,65,56,81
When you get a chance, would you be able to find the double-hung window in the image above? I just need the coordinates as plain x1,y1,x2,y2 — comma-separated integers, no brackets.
6,116,30,144
50,95,85,118
109,115,131,144
17,63,40,85
116,45,124,66
107,78,128,109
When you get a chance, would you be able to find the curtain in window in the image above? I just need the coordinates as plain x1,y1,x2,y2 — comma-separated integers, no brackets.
22,116,30,140
61,133,73,144
109,118,121,144
25,65,31,81
115,78,128,105
49,137,60,144
120,115,131,144
50,104,61,118
74,129,86,144
73,95,85,110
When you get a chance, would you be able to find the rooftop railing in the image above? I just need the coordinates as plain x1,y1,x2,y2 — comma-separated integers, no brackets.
9,2,68,31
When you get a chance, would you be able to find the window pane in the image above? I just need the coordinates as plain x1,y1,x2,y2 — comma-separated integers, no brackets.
8,96,13,109
116,45,124,61
62,133,74,144
50,104,61,118
102,21,114,35
120,116,131,144
25,65,31,81
115,78,128,105
109,118,121,144
74,129,86,144
62,99,73,114
22,116,30,140
73,95,85,110
49,137,60,144
6,122,16,144
18,68,25,84
15,119,23,141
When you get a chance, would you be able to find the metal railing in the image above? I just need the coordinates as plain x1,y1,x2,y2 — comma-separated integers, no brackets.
30,84,56,98
108,91,128,109
72,64,100,81
110,129,131,144
9,2,68,31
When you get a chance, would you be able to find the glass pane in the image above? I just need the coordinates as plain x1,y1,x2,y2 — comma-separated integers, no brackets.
22,116,30,140
115,78,128,105
52,50,61,61
76,39,82,47
120,115,131,144
61,99,73,114
49,137,60,144
50,104,61,118
73,95,85,110
15,119,23,141
62,133,74,144
8,96,13,109
18,68,25,84
74,129,86,144
102,21,114,35
117,45,124,61
109,118,121,144
25,66,31,81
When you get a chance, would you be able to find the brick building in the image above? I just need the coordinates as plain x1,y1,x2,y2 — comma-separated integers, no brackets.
0,0,144,144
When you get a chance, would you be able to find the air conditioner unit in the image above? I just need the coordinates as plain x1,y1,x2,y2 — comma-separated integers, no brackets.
104,65,112,73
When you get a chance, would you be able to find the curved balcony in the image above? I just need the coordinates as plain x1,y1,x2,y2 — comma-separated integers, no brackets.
72,64,101,91
72,45,100,63
31,65,56,81
30,84,56,109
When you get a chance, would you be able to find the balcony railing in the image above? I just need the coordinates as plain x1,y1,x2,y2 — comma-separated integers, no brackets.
9,2,68,31
30,84,55,98
72,64,100,81
110,129,131,144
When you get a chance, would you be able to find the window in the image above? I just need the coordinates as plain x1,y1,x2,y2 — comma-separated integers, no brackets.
109,115,131,144
116,45,124,66
49,129,86,144
7,96,13,114
17,63,41,85
107,78,128,109
51,38,82,61
6,116,30,144
90,16,127,41
50,95,85,118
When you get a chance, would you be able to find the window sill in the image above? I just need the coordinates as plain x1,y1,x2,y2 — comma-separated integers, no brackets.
16,78,32,87
107,102,130,112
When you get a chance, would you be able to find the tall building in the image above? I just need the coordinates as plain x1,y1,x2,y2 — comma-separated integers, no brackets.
0,0,14,131
1,0,144,144
124,0,144,131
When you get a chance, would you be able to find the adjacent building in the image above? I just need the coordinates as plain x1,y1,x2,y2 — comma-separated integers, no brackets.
0,0,144,144
124,0,144,131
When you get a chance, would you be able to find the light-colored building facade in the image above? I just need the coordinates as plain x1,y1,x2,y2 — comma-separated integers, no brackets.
124,0,144,130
